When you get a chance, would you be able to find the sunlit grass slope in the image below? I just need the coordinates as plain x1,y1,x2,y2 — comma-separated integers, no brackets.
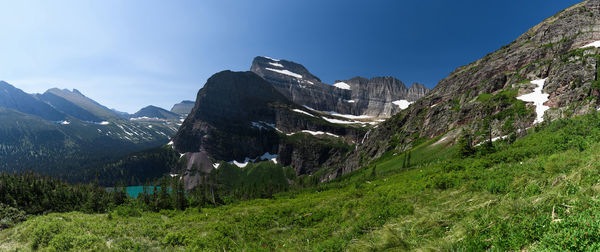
4,112,600,251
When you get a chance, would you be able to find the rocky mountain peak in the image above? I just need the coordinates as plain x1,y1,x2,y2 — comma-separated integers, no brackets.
334,0,600,180
251,56,322,83
251,57,429,117
587,0,600,10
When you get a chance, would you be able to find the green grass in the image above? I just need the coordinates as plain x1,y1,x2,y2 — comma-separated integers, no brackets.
5,113,600,250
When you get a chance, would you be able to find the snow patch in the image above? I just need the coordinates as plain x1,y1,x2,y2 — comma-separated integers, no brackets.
326,111,372,120
302,130,339,137
516,78,549,124
99,121,110,125
344,100,355,103
268,62,284,68
581,41,600,48
321,117,362,124
229,152,278,168
130,116,165,121
167,141,174,146
213,163,221,169
392,100,412,110
334,82,351,90
266,68,303,79
292,109,315,117
60,121,70,125
262,56,280,62
287,130,340,138
475,135,509,147
258,152,278,164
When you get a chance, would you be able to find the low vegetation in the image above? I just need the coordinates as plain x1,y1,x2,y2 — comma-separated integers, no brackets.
4,112,600,250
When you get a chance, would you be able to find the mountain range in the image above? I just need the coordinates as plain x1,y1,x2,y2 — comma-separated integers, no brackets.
0,81,184,183
0,55,426,185
6,1,600,250
171,58,430,188
250,56,428,117
165,0,600,188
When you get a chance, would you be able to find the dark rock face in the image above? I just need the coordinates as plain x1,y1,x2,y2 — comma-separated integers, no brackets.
328,0,600,180
0,81,65,121
250,57,429,117
172,71,364,185
170,100,195,115
132,105,180,120
173,71,290,162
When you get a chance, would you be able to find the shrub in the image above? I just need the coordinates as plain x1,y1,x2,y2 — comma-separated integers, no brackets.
162,232,189,247
114,204,142,217
31,221,62,249
430,173,456,190
0,203,26,230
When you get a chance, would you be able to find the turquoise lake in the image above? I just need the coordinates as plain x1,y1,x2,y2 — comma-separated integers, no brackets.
106,186,158,198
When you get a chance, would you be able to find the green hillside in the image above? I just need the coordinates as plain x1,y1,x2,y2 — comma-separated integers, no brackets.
3,110,600,251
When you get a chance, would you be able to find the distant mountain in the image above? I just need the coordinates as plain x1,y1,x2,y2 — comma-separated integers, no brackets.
132,105,180,120
111,108,131,119
0,105,179,183
170,100,195,115
37,90,103,122
0,81,66,121
250,56,430,117
0,82,181,184
40,88,119,121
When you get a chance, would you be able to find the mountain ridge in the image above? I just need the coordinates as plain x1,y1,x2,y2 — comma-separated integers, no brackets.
330,0,600,179
250,56,429,117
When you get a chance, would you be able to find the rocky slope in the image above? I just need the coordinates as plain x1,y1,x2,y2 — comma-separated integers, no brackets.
339,76,430,117
170,100,195,115
0,81,66,121
132,105,180,120
329,0,600,179
39,88,119,121
172,70,366,189
250,56,429,117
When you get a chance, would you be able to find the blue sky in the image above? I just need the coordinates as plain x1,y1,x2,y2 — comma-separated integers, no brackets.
0,0,582,113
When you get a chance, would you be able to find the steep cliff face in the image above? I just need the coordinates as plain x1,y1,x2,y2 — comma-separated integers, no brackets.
172,71,288,161
407,83,429,101
338,77,428,117
250,56,429,117
330,0,600,179
170,100,195,115
172,71,366,188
